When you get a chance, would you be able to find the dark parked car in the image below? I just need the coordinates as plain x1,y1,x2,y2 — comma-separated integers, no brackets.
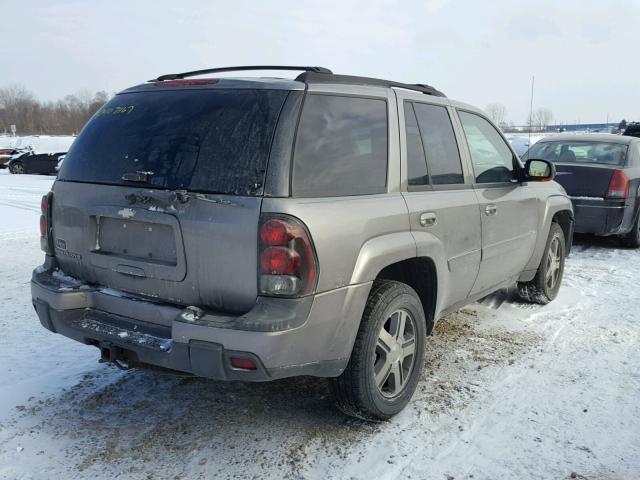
8,151,67,175
624,122,640,138
0,146,31,168
523,134,640,247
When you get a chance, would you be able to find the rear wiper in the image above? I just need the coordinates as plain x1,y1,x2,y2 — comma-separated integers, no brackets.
121,171,154,183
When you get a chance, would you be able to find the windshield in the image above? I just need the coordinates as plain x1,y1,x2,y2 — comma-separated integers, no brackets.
526,141,628,166
58,89,288,195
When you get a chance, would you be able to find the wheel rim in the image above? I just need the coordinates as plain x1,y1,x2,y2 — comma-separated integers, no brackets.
12,163,24,174
545,236,562,290
373,309,417,398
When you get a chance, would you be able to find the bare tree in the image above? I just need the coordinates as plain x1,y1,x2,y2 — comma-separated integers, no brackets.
535,108,553,131
526,108,554,132
0,84,110,135
0,85,39,134
485,103,507,125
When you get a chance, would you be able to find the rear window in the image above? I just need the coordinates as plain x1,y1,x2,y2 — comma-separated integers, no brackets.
58,89,288,196
527,141,628,166
292,94,388,197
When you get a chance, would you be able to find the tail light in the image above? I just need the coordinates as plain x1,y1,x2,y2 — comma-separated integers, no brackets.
152,79,219,87
606,170,629,199
40,193,53,254
258,214,318,297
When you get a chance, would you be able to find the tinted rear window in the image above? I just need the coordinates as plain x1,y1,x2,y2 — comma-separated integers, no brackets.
292,94,388,197
58,89,288,195
527,141,628,166
404,102,429,186
413,103,464,185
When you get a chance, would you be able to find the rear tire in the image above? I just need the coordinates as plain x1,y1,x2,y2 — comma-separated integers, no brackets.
518,222,566,305
9,161,24,174
621,213,640,248
329,280,426,421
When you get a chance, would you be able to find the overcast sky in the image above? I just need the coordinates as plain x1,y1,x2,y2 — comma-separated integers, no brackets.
2,0,638,124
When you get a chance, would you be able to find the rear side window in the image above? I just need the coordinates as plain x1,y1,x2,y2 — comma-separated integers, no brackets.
292,94,388,197
59,89,288,196
403,103,429,186
458,111,515,183
413,103,464,185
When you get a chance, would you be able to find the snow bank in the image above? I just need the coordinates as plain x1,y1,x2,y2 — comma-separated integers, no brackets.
0,134,76,154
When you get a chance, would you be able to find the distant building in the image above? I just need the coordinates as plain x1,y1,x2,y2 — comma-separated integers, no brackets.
503,123,619,134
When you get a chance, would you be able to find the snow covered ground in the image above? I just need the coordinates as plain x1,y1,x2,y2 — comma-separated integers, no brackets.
0,170,639,480
0,135,76,155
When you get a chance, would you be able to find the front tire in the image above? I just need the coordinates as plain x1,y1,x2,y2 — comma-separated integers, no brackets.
9,161,24,174
330,280,426,421
518,222,566,305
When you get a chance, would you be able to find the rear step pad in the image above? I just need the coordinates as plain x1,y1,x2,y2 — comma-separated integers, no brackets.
73,316,173,352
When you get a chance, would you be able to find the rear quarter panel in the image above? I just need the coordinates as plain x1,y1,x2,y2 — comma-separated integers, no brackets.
261,193,411,293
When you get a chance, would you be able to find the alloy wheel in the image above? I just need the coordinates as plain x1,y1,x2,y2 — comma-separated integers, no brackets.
373,309,417,398
545,236,562,290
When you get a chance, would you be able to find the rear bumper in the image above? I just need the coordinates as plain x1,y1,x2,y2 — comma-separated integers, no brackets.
31,263,371,381
570,197,635,235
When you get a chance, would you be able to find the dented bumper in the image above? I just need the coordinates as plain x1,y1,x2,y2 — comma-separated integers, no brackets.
31,260,370,381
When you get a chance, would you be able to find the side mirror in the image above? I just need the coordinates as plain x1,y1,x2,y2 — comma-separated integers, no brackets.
524,159,555,181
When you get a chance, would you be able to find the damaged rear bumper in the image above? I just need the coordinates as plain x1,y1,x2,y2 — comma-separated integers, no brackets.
31,260,371,381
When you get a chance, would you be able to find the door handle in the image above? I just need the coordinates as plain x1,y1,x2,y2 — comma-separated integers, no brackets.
484,204,497,216
419,212,437,227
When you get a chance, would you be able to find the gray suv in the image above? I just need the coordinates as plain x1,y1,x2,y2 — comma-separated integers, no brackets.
31,66,573,420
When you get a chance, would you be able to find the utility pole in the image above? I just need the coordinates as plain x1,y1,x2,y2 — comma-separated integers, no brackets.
528,75,535,144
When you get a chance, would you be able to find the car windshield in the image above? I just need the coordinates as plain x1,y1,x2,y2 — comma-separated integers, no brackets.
58,88,288,196
526,141,628,166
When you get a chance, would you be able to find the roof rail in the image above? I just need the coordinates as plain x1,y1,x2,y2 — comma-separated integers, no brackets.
153,65,333,82
295,72,446,98
151,66,445,97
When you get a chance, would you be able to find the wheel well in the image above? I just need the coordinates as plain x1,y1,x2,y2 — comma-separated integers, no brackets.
552,210,573,253
376,257,437,335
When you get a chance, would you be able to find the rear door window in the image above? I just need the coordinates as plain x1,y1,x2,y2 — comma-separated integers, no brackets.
413,103,464,185
292,94,388,197
403,102,429,186
58,89,289,196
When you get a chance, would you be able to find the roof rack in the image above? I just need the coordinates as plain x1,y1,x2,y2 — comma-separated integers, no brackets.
296,72,446,98
153,65,333,82
151,65,445,98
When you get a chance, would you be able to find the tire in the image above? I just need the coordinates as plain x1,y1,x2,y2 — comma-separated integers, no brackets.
9,161,24,174
518,222,566,305
329,280,426,421
621,212,640,248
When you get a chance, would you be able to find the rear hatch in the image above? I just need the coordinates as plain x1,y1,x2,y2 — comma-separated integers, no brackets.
526,140,629,197
53,84,292,314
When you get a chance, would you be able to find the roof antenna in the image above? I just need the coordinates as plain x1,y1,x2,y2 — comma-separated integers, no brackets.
528,75,535,147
